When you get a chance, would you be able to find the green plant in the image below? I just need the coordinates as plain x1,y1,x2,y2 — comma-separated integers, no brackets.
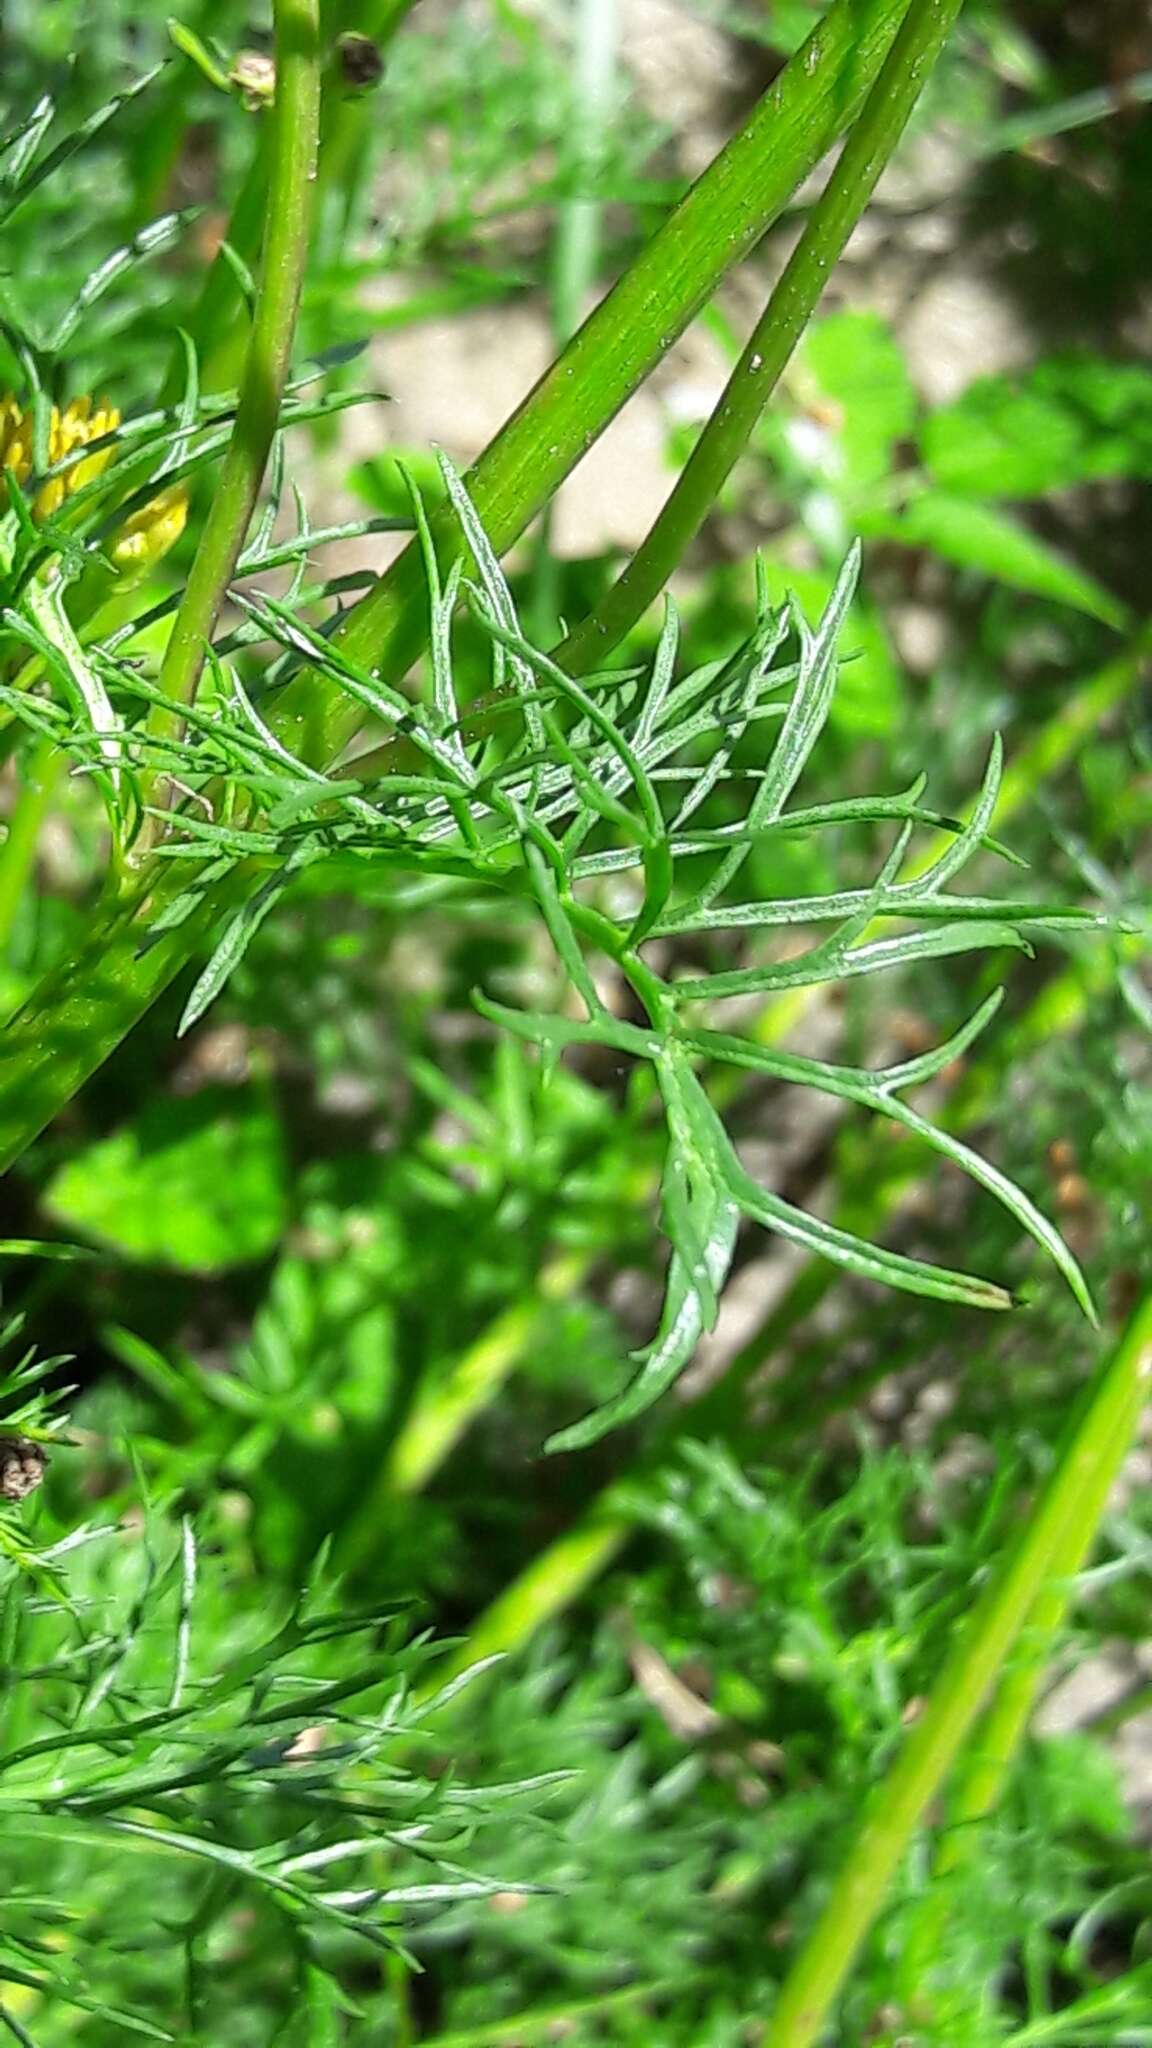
0,1499,562,2041
0,0,1150,2040
4,492,1103,1430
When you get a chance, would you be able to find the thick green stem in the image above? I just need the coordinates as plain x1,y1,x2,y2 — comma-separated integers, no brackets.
146,0,321,757
557,0,959,673
763,1295,1152,2048
269,0,912,766
166,2,408,402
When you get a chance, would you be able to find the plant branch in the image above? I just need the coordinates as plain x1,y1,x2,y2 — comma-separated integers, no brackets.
556,0,961,673
374,623,1141,1640
409,943,1103,1683
268,0,912,767
0,0,914,1170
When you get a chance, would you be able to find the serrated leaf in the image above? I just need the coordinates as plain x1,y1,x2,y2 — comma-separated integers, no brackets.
921,356,1152,499
794,310,918,495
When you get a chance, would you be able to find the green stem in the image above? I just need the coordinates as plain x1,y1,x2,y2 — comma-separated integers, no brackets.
897,1293,1152,2028
172,128,273,403
166,0,410,407
981,64,1152,155
145,0,321,759
549,0,616,344
269,0,912,766
556,0,960,674
763,1294,1152,2048
0,0,1131,1188
416,1977,692,2046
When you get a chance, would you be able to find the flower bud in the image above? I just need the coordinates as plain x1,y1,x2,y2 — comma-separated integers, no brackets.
110,484,189,574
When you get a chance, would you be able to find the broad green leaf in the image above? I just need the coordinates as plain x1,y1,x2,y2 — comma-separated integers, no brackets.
795,309,917,493
350,450,447,521
922,356,1152,499
872,493,1127,627
43,1087,288,1273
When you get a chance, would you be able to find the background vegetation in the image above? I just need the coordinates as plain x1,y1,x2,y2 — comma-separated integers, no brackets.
0,0,1149,2041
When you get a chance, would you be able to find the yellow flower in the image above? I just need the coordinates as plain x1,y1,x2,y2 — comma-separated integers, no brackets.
0,393,121,518
0,392,188,572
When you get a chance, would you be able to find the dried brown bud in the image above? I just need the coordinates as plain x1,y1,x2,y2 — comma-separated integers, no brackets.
231,51,276,109
0,1437,47,1503
337,32,384,93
